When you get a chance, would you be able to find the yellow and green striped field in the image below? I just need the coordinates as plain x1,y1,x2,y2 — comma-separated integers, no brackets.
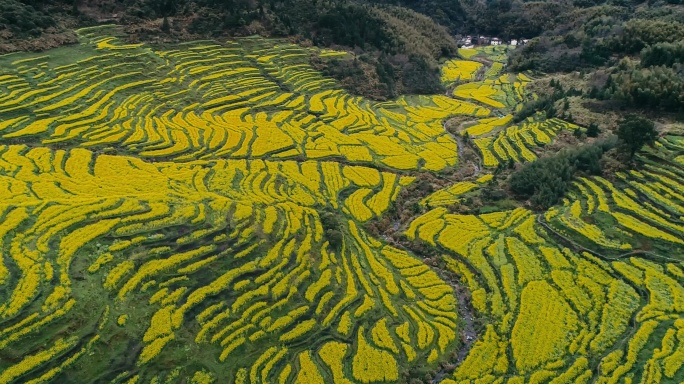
1,26,684,384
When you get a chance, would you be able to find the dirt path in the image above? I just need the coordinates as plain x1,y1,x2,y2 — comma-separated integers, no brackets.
420,60,501,383
443,120,483,179
379,231,478,384
471,157,481,177
445,120,465,160
433,266,479,383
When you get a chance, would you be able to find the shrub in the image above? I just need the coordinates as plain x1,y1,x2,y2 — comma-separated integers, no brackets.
586,123,601,137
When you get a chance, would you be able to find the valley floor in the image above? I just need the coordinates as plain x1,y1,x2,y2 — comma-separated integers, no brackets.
0,25,683,383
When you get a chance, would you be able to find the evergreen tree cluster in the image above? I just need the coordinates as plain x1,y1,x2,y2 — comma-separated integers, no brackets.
605,58,684,112
0,0,56,37
641,41,684,67
509,8,684,73
509,139,617,209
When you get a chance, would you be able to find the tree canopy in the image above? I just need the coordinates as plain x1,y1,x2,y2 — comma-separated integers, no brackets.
616,115,658,158
508,140,616,210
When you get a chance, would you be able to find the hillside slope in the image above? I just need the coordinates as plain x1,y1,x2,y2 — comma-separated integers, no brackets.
1,25,684,383
1,1,684,383
1,0,459,99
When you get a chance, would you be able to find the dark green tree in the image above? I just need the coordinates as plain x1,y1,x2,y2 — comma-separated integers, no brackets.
161,15,171,32
617,115,657,158
508,139,615,209
586,123,600,137
641,41,684,67
573,127,583,138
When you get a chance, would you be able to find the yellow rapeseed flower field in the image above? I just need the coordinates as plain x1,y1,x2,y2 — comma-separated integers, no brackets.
1,25,684,384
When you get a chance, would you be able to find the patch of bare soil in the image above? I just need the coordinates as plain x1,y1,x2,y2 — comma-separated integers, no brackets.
77,0,128,22
444,115,478,134
0,29,79,53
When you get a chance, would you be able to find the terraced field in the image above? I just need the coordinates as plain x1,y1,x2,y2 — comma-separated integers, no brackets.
546,136,684,256
409,133,684,383
452,73,531,110
471,117,579,167
1,25,682,384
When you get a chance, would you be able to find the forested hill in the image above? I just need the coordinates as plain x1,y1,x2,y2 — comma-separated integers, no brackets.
3,0,464,99
2,0,683,104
